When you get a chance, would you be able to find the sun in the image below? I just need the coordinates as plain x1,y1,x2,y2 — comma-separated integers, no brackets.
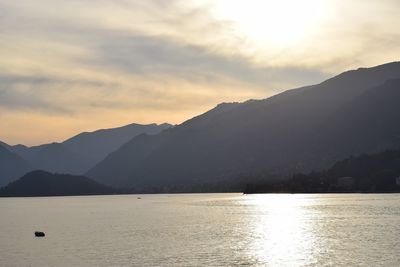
214,0,326,47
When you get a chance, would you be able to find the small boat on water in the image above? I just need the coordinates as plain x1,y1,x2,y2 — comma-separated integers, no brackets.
35,231,45,237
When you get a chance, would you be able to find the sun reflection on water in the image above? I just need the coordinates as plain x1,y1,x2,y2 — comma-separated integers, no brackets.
241,194,318,266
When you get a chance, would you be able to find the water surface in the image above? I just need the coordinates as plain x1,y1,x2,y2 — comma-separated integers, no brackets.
1,193,399,266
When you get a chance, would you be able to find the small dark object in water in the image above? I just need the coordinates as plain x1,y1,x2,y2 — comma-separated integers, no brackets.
137,197,141,199
35,231,45,237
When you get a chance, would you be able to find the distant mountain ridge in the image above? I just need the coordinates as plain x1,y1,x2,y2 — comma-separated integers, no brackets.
87,61,400,190
0,144,32,186
14,142,91,175
63,123,172,165
1,122,171,180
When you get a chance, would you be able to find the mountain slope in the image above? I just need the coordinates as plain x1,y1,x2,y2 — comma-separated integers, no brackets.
87,62,400,190
6,122,171,175
245,149,400,194
19,143,92,174
62,123,171,165
0,170,116,197
308,78,400,168
0,143,32,186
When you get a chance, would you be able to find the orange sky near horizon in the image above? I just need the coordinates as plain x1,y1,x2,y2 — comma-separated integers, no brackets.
1,0,399,145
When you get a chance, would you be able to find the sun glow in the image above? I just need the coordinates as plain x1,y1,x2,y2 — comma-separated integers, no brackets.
242,194,318,266
214,0,326,47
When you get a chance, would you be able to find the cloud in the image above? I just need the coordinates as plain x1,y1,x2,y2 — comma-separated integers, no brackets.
0,3,328,117
0,0,399,145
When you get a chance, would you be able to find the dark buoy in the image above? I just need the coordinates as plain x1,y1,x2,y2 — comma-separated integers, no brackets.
35,231,45,237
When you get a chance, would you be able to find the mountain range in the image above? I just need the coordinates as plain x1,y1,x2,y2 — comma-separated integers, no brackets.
1,61,400,193
86,62,400,191
0,123,171,186
0,144,32,186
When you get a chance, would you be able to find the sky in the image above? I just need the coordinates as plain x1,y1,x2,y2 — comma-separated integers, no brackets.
1,0,399,145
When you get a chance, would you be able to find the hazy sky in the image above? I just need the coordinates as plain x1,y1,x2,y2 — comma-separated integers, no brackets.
1,0,399,145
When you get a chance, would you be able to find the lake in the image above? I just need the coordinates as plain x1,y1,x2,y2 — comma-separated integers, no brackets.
1,193,400,266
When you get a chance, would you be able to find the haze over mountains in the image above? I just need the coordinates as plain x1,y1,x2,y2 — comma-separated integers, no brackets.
86,62,400,191
1,62,400,193
0,144,32,186
0,123,171,186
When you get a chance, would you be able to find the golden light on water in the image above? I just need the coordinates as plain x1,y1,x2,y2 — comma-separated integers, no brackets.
242,194,317,266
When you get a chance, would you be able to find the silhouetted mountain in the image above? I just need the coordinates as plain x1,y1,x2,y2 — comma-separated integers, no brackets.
4,123,171,175
0,170,116,197
307,78,400,169
87,62,400,190
0,143,32,186
5,143,29,156
62,123,172,166
0,140,12,150
244,149,400,193
16,143,91,174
